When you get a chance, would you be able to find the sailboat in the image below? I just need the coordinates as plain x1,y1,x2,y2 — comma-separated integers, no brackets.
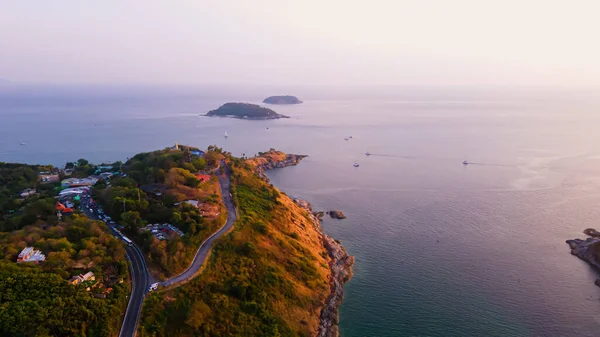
353,162,360,167
462,157,469,165
224,131,228,139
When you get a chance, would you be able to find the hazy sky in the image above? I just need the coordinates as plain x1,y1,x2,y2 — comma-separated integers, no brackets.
1,1,599,86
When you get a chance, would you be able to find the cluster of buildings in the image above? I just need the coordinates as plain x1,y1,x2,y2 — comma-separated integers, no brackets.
17,247,46,263
141,223,184,240
60,172,115,188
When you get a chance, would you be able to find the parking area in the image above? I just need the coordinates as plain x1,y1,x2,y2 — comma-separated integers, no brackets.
141,223,184,240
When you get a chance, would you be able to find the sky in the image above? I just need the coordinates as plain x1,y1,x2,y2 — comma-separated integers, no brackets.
1,0,599,87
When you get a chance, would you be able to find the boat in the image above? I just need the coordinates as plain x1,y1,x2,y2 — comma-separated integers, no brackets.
344,137,349,141
20,142,26,145
353,162,360,167
462,157,469,165
365,152,371,156
224,131,228,138
349,136,353,139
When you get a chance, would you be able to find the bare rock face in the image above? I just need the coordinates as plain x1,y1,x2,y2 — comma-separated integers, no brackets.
328,211,346,219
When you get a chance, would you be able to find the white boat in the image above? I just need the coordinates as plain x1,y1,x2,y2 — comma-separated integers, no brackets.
353,162,360,167
224,131,228,138
20,142,26,145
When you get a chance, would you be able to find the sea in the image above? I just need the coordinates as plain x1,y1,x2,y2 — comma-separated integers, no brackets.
2,84,600,336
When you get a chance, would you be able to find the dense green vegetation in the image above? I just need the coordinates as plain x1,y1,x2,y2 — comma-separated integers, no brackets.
93,146,224,278
139,153,330,337
0,215,129,337
0,163,60,232
205,103,289,119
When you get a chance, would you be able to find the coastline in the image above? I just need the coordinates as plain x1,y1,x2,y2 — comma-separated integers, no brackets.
566,236,600,270
255,151,354,336
294,199,354,337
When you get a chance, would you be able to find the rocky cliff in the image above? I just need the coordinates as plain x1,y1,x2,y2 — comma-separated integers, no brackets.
566,236,600,269
248,150,307,182
294,199,354,337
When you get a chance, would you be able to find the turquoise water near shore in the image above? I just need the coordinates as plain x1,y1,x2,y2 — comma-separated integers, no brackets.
3,85,600,336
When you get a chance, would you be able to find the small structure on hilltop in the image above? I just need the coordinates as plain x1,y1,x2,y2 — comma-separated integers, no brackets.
17,247,46,263
190,150,205,157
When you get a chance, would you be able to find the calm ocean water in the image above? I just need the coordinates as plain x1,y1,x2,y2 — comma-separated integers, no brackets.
2,84,600,336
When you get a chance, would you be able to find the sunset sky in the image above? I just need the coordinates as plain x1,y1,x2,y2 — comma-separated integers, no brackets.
1,0,598,86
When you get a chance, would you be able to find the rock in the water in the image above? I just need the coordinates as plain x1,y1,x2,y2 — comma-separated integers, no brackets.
328,211,346,219
314,211,325,220
584,228,600,238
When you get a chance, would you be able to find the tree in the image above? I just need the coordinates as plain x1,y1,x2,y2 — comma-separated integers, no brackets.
77,158,89,167
185,300,212,329
121,211,144,235
191,158,207,171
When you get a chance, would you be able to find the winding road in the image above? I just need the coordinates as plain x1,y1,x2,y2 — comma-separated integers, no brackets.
118,243,150,337
83,162,236,337
160,162,237,286
79,193,152,337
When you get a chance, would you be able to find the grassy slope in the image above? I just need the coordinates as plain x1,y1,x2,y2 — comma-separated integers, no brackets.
139,154,331,337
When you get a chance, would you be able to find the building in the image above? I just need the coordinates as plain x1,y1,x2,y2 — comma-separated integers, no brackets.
81,271,95,281
99,172,113,179
17,247,46,263
191,150,205,157
61,177,98,188
69,275,82,285
182,200,201,208
69,271,96,285
58,186,90,197
19,188,36,198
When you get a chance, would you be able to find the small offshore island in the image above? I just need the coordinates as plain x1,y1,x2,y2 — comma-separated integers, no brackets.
205,102,289,120
263,95,303,104
0,146,352,337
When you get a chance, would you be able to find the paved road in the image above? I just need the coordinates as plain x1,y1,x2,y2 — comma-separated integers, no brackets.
160,162,237,287
119,243,149,337
78,192,150,337
79,161,236,336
